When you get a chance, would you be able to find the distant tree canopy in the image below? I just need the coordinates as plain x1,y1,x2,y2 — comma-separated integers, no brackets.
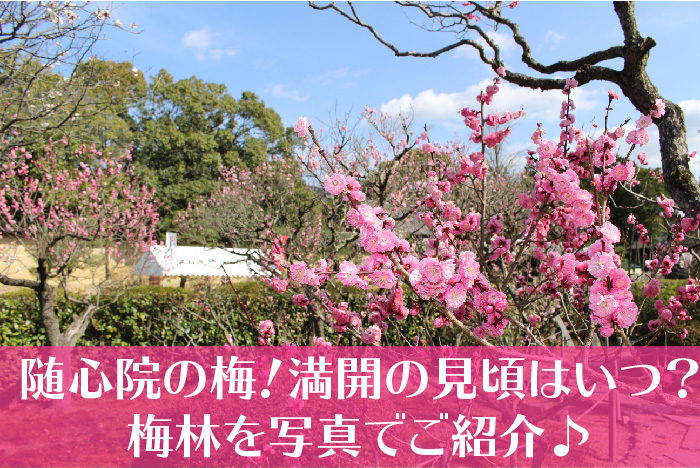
130,70,298,228
74,59,147,151
31,62,301,231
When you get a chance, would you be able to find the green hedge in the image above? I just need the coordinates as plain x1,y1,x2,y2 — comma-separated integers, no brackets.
0,282,432,346
4,279,697,346
0,284,285,346
0,289,47,346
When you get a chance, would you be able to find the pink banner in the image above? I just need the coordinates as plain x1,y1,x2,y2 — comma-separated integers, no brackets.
0,346,698,467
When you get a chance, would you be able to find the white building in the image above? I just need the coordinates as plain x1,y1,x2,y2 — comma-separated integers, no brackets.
133,233,264,285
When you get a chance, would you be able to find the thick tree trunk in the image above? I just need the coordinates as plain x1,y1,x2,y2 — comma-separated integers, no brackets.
63,304,97,346
38,284,97,346
656,104,700,214
36,257,65,346
613,1,700,214
38,283,65,346
618,76,699,213
36,257,97,346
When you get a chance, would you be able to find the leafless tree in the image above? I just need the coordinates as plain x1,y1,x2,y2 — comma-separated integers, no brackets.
0,2,131,148
310,1,700,215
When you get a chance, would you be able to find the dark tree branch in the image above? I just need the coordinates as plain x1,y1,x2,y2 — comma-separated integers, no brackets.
0,272,40,290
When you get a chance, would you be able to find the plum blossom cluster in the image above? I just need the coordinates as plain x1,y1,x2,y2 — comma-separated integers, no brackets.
245,75,695,347
0,141,160,346
0,143,158,263
258,320,275,345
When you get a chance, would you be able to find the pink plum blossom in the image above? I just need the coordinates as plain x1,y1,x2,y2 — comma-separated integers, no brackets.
294,117,309,138
361,325,382,344
644,279,661,298
324,173,347,195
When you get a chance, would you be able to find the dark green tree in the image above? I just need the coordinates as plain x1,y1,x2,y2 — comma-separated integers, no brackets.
131,70,297,227
70,59,147,152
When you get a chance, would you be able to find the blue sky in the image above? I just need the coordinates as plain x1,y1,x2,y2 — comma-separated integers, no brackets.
99,1,700,172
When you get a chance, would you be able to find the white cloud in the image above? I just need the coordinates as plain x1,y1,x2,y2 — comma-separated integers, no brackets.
315,67,370,87
544,30,567,47
267,84,309,102
182,27,236,60
316,67,349,85
380,80,599,124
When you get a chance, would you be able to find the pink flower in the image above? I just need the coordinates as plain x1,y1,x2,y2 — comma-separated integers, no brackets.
496,65,506,77
636,114,652,129
289,261,322,286
348,204,383,230
337,261,368,289
269,278,288,293
599,221,621,244
608,89,620,100
564,77,578,90
349,312,362,328
607,268,632,295
461,211,481,232
625,129,649,146
613,301,638,328
650,98,666,118
458,251,480,285
637,152,648,165
590,293,618,318
259,320,274,333
538,140,557,156
422,142,438,154
444,282,468,309
331,302,350,327
313,337,332,348
609,162,635,182
486,214,503,234
258,320,275,345
657,196,675,218
324,173,347,195
473,286,509,315
643,278,661,298
368,269,397,289
292,294,309,307
409,257,455,300
361,325,382,344
360,228,399,253
289,261,311,282
681,217,699,232
294,117,309,138
588,252,616,279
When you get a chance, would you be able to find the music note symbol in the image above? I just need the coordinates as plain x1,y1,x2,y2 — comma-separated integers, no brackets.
554,415,589,457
